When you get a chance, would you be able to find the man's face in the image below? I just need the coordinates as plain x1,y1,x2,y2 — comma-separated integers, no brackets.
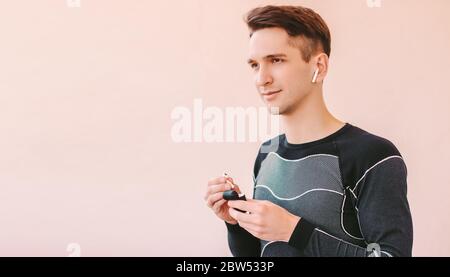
248,27,315,115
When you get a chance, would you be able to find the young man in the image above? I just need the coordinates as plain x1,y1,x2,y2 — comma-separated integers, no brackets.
204,5,413,257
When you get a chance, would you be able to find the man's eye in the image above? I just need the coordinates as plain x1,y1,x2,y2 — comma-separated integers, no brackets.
272,58,283,64
250,63,258,69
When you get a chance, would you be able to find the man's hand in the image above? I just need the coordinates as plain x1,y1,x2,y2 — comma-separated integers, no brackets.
228,199,301,242
204,176,242,225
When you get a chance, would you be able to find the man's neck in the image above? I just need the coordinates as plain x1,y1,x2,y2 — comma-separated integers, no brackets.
281,88,345,145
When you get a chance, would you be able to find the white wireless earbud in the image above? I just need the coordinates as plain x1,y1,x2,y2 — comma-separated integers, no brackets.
312,68,319,83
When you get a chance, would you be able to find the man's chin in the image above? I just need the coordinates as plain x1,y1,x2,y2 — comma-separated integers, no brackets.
266,105,282,115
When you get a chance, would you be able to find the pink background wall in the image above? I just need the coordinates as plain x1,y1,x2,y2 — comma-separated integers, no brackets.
0,0,449,256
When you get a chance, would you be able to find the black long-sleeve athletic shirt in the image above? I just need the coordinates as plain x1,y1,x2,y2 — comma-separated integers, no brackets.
226,123,413,257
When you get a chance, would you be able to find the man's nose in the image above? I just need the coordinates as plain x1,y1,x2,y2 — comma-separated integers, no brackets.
256,67,273,87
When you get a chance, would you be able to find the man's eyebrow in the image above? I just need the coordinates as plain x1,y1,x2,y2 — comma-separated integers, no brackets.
247,54,287,64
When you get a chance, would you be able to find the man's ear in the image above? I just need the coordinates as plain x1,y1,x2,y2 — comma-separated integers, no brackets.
312,53,329,84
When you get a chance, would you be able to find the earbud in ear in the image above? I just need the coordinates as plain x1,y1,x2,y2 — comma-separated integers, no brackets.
312,68,319,83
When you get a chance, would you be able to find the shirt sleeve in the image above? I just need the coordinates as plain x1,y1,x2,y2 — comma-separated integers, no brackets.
226,222,261,257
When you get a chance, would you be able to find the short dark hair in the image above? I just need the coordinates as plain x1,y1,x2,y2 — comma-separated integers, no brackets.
245,5,331,62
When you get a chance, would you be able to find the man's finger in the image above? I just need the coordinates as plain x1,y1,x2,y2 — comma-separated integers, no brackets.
206,192,224,208
228,207,255,224
228,207,238,220
212,199,226,213
227,199,261,214
237,221,261,235
204,183,231,200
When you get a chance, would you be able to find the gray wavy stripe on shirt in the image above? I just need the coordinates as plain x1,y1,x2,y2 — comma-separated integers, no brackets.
254,153,364,257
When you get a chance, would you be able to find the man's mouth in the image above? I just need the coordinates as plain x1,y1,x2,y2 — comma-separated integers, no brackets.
261,90,282,101
261,90,282,96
